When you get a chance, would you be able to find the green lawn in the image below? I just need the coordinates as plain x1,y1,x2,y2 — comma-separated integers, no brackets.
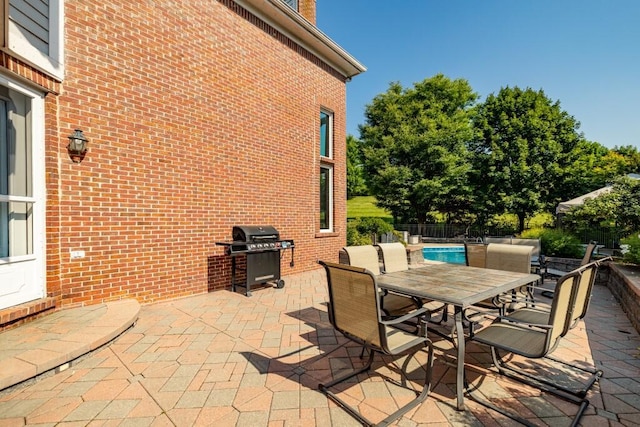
347,196,392,219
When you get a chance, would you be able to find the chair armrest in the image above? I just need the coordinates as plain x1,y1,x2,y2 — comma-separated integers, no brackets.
381,307,429,326
494,315,552,330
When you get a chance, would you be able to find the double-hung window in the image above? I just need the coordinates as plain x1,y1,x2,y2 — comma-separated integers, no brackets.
320,110,333,232
2,0,64,80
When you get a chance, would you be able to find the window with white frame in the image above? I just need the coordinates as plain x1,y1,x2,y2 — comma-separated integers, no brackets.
3,0,64,80
319,109,334,231
320,165,332,231
320,109,332,158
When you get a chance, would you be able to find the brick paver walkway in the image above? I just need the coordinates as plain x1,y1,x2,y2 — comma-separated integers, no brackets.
0,268,638,426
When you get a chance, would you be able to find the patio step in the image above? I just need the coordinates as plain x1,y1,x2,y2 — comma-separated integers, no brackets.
0,299,139,391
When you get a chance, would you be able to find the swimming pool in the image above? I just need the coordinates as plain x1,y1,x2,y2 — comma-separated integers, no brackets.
422,246,466,264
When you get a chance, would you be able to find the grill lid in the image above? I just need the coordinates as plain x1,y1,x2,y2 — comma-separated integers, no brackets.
232,225,280,242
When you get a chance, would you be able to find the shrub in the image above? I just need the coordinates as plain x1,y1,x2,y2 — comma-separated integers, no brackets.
536,229,583,258
487,213,518,235
620,232,640,265
346,217,395,246
347,221,373,246
518,228,544,239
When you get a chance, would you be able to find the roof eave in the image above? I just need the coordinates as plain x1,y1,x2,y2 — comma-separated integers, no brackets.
235,0,366,79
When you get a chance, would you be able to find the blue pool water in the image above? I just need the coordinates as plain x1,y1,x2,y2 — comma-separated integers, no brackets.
422,246,466,264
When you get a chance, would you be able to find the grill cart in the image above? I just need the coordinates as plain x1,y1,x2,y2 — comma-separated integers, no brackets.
216,225,295,296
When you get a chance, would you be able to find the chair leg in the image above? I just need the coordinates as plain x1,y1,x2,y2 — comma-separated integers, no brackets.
540,354,603,398
319,342,435,427
492,347,602,398
489,347,593,425
377,341,434,427
464,347,591,427
318,349,376,426
428,304,448,324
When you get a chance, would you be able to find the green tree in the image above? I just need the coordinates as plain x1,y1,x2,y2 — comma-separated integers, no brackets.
612,145,640,174
346,135,368,199
614,176,640,235
562,176,640,239
561,140,611,197
470,86,587,232
359,74,477,224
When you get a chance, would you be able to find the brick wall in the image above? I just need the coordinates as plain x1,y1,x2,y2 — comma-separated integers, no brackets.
46,0,347,306
299,0,317,24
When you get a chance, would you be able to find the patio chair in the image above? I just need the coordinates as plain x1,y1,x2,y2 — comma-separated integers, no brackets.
541,241,598,298
318,261,435,427
464,242,487,268
511,238,543,274
545,240,598,279
464,243,535,332
503,258,611,397
343,245,420,318
466,269,590,426
377,243,448,323
486,243,536,309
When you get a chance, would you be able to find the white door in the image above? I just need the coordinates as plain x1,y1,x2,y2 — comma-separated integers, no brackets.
0,78,45,310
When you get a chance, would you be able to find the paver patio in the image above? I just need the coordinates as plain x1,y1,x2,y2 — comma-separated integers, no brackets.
0,267,639,426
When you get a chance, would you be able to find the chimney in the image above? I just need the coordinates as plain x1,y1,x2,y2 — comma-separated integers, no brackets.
298,0,316,25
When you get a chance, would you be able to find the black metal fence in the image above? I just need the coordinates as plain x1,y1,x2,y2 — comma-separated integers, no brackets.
394,224,516,240
576,229,622,249
393,223,621,248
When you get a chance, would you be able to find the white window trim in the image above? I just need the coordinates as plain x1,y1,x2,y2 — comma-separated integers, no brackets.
0,73,45,284
5,0,64,81
320,164,333,232
320,109,333,159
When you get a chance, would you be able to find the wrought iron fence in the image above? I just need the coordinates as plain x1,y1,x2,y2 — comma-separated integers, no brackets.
394,224,516,240
392,223,621,248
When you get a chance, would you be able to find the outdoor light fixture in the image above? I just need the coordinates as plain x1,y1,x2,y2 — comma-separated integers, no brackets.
67,129,88,163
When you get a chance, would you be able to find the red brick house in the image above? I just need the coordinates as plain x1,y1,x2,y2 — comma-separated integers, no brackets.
0,0,364,327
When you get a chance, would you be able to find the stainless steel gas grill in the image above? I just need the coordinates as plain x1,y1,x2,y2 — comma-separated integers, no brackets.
216,225,295,296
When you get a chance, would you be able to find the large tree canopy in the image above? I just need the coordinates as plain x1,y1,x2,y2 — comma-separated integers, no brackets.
359,74,477,224
469,86,587,231
346,134,367,198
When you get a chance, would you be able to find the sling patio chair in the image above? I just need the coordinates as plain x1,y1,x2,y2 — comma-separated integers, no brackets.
464,241,487,268
486,242,537,311
342,245,421,318
541,240,599,298
500,258,611,397
466,269,590,427
463,243,536,335
318,261,435,427
510,237,543,274
376,242,448,323
545,240,598,278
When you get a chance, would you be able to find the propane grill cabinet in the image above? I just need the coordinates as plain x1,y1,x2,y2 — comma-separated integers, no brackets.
216,225,295,296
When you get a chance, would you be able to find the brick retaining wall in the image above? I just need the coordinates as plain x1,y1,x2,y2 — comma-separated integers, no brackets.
607,263,640,334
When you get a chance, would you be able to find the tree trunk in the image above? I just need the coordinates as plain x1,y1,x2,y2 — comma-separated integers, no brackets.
517,213,526,233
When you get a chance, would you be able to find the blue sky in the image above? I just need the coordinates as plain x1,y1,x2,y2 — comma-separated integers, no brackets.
316,0,640,149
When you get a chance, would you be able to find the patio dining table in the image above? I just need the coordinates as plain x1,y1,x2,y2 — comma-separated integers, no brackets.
376,261,540,411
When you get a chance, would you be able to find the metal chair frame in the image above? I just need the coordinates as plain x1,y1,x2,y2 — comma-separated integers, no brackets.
319,261,435,427
377,242,448,324
466,269,592,426
498,258,611,397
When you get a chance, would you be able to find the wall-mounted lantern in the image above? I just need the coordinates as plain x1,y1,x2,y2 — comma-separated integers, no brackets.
67,129,88,163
